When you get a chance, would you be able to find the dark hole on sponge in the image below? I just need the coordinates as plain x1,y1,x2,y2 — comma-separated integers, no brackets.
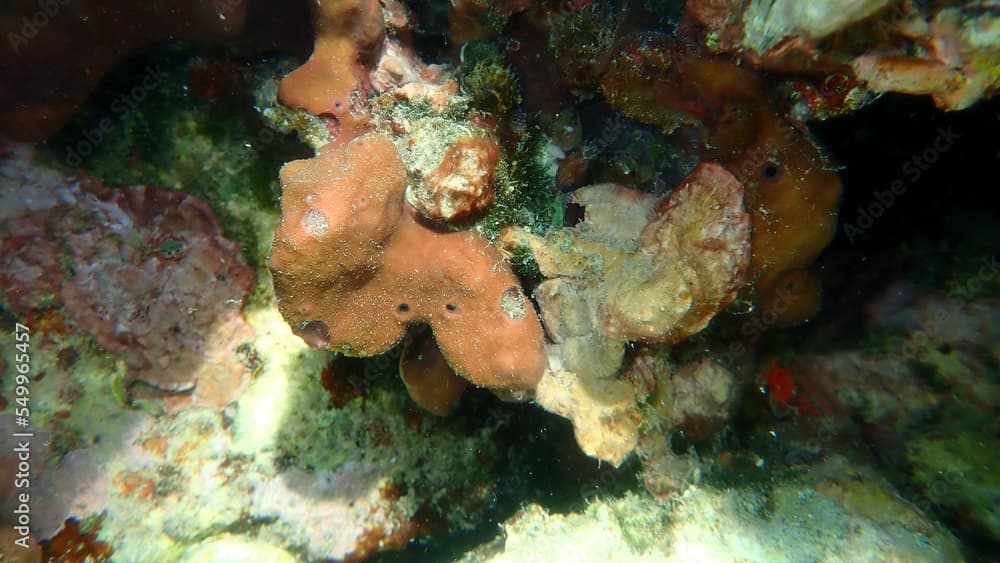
299,320,330,348
564,201,585,227
445,303,458,312
668,429,690,455
397,303,410,313
762,163,781,181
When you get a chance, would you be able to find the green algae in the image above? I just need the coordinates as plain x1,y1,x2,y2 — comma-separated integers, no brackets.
458,41,522,116
43,44,309,304
907,430,1000,541
477,118,566,242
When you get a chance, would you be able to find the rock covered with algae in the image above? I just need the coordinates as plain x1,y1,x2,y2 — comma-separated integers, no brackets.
463,456,963,563
0,144,255,411
0,299,510,560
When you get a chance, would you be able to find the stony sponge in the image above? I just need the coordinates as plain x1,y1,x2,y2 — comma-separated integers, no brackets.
721,102,841,314
399,328,469,416
269,133,546,396
505,163,750,362
502,164,751,464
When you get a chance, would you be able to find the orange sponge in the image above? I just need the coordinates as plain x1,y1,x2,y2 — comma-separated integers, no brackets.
598,36,841,324
278,0,386,144
269,134,546,398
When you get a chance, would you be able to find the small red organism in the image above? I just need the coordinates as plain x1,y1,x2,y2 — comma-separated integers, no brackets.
763,362,797,413
185,61,221,100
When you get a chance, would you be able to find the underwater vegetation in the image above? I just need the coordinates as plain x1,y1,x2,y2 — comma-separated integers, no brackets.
0,0,998,561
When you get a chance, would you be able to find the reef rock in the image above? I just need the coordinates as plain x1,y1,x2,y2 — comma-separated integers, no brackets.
468,456,962,562
0,145,255,410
